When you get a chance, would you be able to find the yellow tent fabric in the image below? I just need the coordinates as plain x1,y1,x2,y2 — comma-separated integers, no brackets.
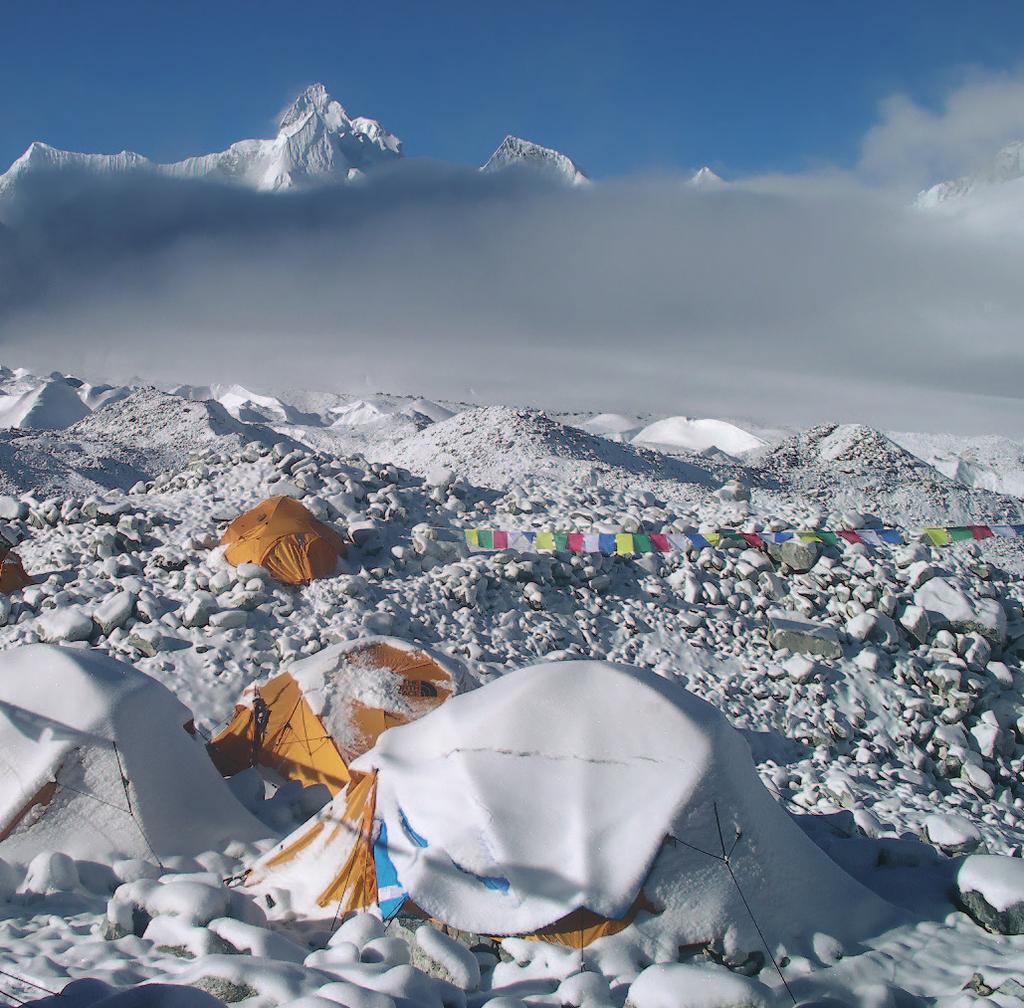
261,770,380,910
221,496,345,585
208,670,353,793
208,641,455,795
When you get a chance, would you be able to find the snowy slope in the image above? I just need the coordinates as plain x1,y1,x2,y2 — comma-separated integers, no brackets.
0,83,401,209
0,375,90,430
891,429,1024,499
481,135,589,185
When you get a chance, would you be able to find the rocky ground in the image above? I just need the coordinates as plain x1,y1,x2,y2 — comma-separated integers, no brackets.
0,383,1022,1008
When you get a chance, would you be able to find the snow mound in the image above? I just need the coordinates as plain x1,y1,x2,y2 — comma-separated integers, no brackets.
754,422,1022,524
210,384,296,425
579,412,643,442
387,405,711,490
0,376,90,430
633,417,765,456
329,398,396,428
0,387,295,496
0,645,267,862
260,660,895,953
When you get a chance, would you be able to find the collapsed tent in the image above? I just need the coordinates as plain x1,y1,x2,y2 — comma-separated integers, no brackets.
0,644,268,862
246,660,896,954
221,496,345,585
208,637,459,795
0,545,31,593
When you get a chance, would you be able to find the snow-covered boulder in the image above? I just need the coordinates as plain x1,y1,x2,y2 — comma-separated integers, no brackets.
955,855,1024,934
914,578,1007,646
626,963,771,1008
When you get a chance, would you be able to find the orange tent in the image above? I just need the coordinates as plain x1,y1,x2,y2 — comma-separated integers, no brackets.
207,638,457,795
220,496,345,585
0,547,31,594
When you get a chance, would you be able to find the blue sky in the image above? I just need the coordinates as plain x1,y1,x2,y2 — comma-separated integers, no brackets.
3,1,1024,179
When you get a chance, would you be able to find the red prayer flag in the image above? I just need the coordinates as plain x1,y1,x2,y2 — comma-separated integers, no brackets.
566,533,585,552
969,525,993,540
492,531,509,549
837,530,862,543
740,532,765,548
650,534,671,552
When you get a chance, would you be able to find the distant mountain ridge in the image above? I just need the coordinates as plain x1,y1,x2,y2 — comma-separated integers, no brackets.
0,83,402,202
0,84,731,206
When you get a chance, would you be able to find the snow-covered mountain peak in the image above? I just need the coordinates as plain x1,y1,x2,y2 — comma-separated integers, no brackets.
688,166,725,188
278,83,341,131
0,84,402,204
916,139,1024,207
481,135,589,186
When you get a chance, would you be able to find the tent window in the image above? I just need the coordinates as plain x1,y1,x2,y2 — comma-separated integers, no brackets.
399,680,438,699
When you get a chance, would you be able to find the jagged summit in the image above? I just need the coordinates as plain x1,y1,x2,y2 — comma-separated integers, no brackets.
0,83,402,201
916,139,1024,208
481,135,589,186
688,166,725,188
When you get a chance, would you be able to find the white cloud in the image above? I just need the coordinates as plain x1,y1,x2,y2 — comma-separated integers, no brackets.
859,67,1024,189
1,163,1022,436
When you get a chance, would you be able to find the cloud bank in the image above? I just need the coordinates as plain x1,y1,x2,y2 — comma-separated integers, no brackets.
1,74,1023,438
860,66,1024,189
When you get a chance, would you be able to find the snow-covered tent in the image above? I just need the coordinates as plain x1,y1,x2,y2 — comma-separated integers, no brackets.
208,637,459,796
246,660,896,954
0,645,268,862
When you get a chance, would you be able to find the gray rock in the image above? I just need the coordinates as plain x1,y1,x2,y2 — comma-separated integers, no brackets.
127,627,163,657
771,539,823,573
768,611,842,659
37,607,94,643
899,604,931,644
209,609,248,630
